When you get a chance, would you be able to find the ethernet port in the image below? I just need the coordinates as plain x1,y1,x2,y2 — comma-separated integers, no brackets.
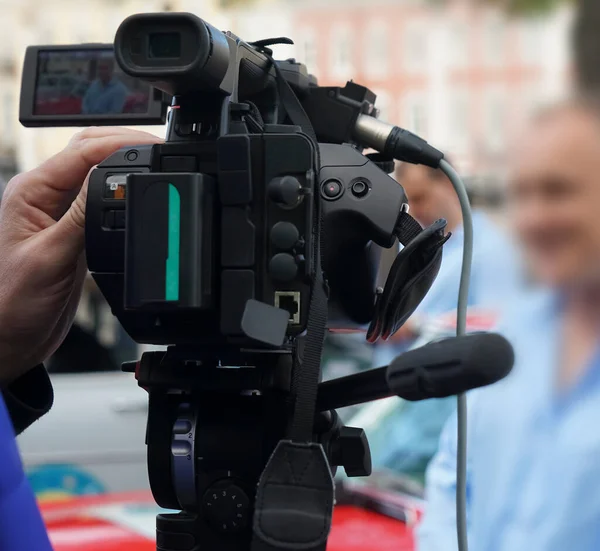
275,291,301,325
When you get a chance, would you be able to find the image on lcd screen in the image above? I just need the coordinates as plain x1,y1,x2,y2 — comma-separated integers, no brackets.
34,49,150,116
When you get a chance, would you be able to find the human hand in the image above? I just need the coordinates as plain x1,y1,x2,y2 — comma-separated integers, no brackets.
0,127,162,385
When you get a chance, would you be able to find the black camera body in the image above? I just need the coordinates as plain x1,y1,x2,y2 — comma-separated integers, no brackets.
86,135,405,348
80,12,407,350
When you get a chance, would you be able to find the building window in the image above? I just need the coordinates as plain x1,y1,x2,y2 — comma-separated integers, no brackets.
403,21,428,73
520,20,543,65
483,88,506,153
448,88,470,152
402,93,428,138
330,24,354,79
297,27,318,74
449,21,469,69
364,19,389,78
483,15,507,66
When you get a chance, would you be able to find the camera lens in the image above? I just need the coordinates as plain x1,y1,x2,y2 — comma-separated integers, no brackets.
148,32,181,58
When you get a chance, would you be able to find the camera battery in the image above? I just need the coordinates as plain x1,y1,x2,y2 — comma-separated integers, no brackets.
124,172,215,311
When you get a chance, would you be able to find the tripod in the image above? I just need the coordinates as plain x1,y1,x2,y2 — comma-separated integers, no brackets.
126,344,371,551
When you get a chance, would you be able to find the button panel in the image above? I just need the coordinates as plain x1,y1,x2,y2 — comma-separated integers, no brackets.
202,481,250,534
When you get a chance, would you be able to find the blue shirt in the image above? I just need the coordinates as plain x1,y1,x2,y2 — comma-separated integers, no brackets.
417,291,600,551
0,395,53,551
82,78,128,115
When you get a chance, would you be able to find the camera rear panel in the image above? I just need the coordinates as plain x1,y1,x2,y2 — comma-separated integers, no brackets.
86,132,316,347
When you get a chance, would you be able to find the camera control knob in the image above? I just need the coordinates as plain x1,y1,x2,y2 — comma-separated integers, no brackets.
268,176,302,207
270,222,300,250
202,481,250,534
321,179,343,200
351,180,369,198
269,253,298,282
330,426,372,478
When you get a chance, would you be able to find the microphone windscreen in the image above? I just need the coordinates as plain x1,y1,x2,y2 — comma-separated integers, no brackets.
386,332,514,401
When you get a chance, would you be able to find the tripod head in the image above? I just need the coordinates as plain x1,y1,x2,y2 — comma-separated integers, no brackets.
125,348,370,545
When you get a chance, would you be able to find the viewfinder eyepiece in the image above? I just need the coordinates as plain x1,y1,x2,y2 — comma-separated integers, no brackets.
148,32,182,59
114,12,231,96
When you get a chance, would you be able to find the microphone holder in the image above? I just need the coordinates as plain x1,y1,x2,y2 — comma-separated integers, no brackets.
317,365,391,412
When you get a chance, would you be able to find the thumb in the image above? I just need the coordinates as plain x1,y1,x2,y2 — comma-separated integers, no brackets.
46,130,162,262
47,177,89,264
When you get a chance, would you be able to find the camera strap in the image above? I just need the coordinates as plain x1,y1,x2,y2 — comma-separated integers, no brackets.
250,42,332,551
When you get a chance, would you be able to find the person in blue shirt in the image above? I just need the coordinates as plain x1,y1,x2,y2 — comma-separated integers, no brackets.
82,59,128,115
0,126,162,550
418,96,600,551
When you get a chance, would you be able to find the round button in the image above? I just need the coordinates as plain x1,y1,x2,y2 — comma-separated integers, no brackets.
202,482,250,534
270,222,300,250
322,179,343,200
351,180,369,198
268,176,302,207
269,253,298,282
125,149,139,162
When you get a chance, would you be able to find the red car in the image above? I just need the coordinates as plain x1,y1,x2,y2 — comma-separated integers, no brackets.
40,477,422,551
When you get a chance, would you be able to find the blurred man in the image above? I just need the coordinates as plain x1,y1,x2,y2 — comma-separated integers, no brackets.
82,59,128,115
418,97,600,551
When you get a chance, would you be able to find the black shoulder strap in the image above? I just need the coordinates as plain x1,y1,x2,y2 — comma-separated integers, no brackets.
250,40,325,443
249,42,333,551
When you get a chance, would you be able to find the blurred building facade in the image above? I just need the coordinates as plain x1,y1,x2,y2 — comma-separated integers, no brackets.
0,0,574,183
229,0,573,185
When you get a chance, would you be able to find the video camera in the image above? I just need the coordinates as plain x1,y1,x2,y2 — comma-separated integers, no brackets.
19,12,494,551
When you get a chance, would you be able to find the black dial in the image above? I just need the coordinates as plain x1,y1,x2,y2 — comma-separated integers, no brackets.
202,481,250,534
267,176,302,207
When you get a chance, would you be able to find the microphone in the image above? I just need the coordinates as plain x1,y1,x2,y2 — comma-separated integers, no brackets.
316,333,514,411
387,333,514,401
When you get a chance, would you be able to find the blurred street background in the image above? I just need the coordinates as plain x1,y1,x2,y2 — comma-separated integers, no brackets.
0,0,576,182
5,3,600,545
